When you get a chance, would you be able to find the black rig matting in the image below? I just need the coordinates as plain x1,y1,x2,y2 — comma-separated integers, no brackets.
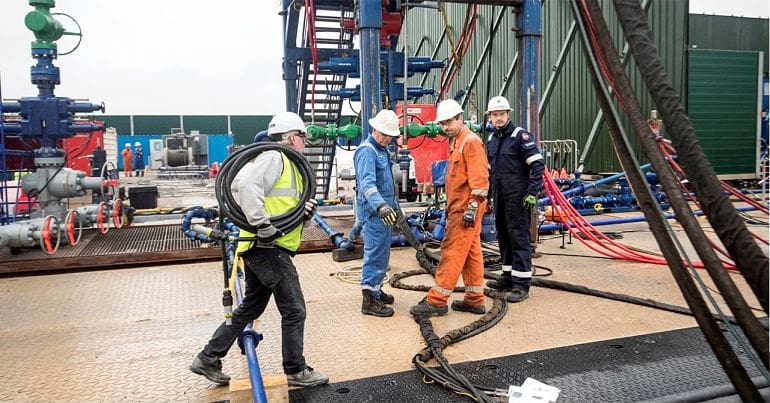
289,325,767,402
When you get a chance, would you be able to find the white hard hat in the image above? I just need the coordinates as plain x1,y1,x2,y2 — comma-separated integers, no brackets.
268,112,306,135
134,141,141,147
486,96,512,113
368,109,400,137
124,143,131,148
435,99,464,122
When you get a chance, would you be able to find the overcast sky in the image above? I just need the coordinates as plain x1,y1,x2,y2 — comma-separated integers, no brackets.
0,1,767,116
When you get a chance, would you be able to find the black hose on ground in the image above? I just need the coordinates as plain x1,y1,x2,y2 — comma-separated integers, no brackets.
214,142,315,234
392,249,509,402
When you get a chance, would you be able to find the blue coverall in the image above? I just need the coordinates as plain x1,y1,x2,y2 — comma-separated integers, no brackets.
353,136,397,298
133,146,145,176
487,122,545,291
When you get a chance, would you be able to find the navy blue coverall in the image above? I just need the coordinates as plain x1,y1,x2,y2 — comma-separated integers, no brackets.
487,121,545,291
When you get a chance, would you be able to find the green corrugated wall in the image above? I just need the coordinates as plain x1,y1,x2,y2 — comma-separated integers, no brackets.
183,115,229,134
101,115,131,135
687,49,761,178
689,14,768,72
97,115,273,145
230,115,272,145
403,0,688,173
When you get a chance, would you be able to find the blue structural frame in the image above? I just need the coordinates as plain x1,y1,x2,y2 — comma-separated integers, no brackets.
517,0,542,141
357,0,383,137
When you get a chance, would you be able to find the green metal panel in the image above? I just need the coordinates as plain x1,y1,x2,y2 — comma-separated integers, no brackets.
182,115,229,134
689,14,769,72
99,115,131,135
230,115,272,145
687,49,760,178
133,115,181,135
403,0,688,173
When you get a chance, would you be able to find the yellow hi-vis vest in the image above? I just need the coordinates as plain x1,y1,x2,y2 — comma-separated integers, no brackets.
236,152,304,254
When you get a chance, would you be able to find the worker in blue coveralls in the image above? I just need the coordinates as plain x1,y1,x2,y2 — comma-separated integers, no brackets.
354,109,401,317
133,142,145,177
484,96,545,302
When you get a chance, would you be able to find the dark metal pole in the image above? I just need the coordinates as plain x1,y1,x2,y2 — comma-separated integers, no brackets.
583,0,768,370
571,1,761,400
612,0,769,313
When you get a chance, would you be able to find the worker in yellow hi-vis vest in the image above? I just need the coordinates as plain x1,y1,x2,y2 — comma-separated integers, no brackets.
190,112,329,388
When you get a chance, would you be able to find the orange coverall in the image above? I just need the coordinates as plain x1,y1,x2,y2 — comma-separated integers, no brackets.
427,127,489,308
122,148,133,177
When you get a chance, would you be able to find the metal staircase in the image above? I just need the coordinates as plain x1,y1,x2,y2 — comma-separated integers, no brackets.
297,5,355,199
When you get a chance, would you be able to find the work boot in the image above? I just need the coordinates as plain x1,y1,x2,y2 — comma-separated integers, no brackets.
507,288,530,303
379,289,395,305
362,290,394,317
286,366,329,387
451,300,486,314
486,273,514,291
409,298,448,317
189,356,230,385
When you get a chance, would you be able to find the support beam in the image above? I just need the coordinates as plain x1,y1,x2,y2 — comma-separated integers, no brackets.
358,0,383,136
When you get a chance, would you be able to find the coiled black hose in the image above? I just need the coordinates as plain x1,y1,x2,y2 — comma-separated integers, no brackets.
214,142,315,234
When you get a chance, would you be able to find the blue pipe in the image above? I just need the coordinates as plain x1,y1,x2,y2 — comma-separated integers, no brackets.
182,208,217,242
358,0,383,136
517,0,542,140
231,244,267,403
538,162,655,205
539,206,758,232
182,208,239,243
282,0,299,112
391,228,430,246
242,329,267,403
312,214,345,247
432,209,446,240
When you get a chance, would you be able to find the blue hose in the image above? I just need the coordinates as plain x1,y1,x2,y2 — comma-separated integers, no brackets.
182,207,238,243
538,162,655,205
539,205,758,232
312,214,345,247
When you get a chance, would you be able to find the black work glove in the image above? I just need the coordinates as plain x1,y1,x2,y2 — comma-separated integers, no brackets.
377,204,398,226
303,199,318,220
462,202,479,228
256,224,283,245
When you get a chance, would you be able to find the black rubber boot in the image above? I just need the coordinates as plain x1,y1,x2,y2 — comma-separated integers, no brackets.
379,289,395,305
486,273,515,291
361,290,394,317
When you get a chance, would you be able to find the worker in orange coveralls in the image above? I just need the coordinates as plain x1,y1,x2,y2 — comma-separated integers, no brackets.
121,143,133,177
410,99,489,317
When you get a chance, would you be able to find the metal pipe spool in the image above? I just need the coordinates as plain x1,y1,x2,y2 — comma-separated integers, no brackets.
0,215,61,255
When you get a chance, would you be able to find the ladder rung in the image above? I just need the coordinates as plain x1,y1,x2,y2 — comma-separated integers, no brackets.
314,15,343,23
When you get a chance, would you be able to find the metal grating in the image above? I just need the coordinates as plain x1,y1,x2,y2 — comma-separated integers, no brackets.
79,225,200,256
